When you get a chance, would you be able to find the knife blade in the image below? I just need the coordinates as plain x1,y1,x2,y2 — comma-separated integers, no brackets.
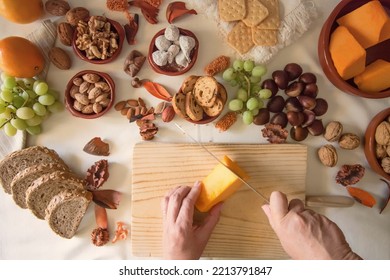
174,123,270,203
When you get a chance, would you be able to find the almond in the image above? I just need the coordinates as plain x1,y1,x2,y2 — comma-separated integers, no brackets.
161,105,175,123
49,47,72,70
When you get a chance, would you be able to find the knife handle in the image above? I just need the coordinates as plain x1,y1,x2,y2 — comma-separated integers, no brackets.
305,195,355,208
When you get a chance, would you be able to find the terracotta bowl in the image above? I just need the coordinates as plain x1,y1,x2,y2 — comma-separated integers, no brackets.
65,70,115,119
364,107,390,181
72,17,124,64
318,0,390,99
148,27,199,76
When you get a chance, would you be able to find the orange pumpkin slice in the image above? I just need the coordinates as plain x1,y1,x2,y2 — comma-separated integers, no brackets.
143,81,172,101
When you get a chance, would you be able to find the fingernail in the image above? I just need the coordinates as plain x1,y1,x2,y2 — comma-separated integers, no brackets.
193,181,201,188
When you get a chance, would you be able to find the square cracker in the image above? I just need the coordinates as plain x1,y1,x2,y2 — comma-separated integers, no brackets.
252,27,278,46
227,21,255,54
218,0,246,22
242,0,269,27
257,0,280,29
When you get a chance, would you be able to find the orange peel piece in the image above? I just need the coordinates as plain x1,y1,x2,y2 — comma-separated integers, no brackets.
346,186,376,208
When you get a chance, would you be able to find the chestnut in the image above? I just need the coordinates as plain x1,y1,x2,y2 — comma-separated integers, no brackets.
302,109,315,127
313,98,328,116
284,63,303,81
285,97,303,112
307,119,324,136
267,95,285,113
253,108,270,125
285,81,304,97
261,79,279,97
270,112,288,128
297,95,316,110
287,111,304,126
302,83,318,98
290,126,309,141
272,70,289,90
299,72,317,84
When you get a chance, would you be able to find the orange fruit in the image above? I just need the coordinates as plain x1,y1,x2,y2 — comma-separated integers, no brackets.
0,36,45,78
0,0,44,24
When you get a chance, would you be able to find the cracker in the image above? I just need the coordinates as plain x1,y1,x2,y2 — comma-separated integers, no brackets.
203,97,224,117
257,0,280,29
252,27,278,46
227,21,254,54
218,0,246,22
185,92,204,121
193,76,218,108
242,0,269,27
172,92,188,119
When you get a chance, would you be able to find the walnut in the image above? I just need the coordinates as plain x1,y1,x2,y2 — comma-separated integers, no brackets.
381,157,390,174
375,121,390,146
323,121,343,142
338,133,360,150
318,144,338,167
261,123,288,144
376,144,388,159
336,164,365,186
139,121,158,140
86,159,109,190
91,227,109,246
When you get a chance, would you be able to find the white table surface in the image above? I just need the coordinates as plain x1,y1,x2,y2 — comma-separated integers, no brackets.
0,0,389,260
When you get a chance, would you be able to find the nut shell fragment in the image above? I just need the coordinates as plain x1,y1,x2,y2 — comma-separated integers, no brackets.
83,137,110,156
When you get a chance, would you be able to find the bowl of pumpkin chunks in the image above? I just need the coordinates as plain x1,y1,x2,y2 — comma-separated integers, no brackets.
318,0,390,99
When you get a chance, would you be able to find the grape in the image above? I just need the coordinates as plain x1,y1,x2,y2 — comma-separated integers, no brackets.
47,89,59,100
0,104,5,114
26,125,41,135
13,95,25,108
236,88,248,102
252,65,267,77
38,94,55,106
26,89,37,99
243,60,255,72
34,82,48,95
250,75,262,84
1,72,11,82
251,108,260,116
229,79,238,87
33,102,47,116
228,99,244,111
23,78,35,89
4,122,17,136
3,77,16,89
16,107,35,120
1,89,14,103
258,89,272,99
0,117,7,127
1,107,13,120
26,115,43,126
11,118,27,130
233,60,244,71
222,68,235,81
257,99,264,109
242,110,254,125
251,84,262,95
246,97,259,111
48,101,64,113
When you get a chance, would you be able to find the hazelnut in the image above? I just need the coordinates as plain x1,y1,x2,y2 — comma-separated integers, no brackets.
318,144,338,167
375,121,390,146
324,121,343,142
339,133,360,150
381,157,390,174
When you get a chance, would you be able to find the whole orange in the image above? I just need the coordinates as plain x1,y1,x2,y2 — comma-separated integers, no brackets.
0,0,44,24
0,36,45,78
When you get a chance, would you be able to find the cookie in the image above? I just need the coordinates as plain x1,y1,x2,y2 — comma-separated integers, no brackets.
180,75,200,94
203,97,224,117
172,92,187,119
252,27,278,46
193,76,218,108
227,21,254,54
257,0,280,29
218,0,246,22
242,0,269,27
185,92,204,121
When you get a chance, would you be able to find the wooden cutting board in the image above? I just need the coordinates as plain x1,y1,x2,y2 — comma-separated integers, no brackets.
131,142,307,259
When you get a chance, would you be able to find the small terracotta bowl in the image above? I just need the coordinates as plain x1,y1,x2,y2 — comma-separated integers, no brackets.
65,70,115,119
364,107,390,181
72,17,124,64
318,0,390,99
148,27,199,76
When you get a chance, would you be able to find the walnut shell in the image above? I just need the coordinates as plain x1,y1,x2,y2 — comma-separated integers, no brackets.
323,121,343,142
66,7,90,26
318,144,338,167
338,133,360,150
49,47,71,70
375,121,390,146
57,22,74,46
45,0,70,16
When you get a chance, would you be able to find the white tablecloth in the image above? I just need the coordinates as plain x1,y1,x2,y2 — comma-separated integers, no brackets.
0,0,389,260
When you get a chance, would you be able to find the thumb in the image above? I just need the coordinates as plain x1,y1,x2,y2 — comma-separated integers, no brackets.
261,204,274,229
197,202,223,241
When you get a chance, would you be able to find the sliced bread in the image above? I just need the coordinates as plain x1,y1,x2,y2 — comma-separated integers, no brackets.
26,171,86,220
10,163,69,209
0,146,68,194
45,189,92,239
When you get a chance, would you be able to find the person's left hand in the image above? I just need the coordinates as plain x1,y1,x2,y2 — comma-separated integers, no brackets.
161,181,223,260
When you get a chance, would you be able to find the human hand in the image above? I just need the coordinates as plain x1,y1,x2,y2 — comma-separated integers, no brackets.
261,191,362,260
161,181,223,260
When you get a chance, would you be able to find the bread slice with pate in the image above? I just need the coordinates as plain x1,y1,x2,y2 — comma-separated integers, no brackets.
45,189,92,239
26,171,86,219
0,146,67,194
10,163,69,209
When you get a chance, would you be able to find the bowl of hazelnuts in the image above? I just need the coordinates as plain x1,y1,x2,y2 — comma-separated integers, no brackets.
364,107,390,181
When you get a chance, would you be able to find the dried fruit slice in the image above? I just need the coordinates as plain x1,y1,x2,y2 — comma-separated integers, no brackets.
346,186,376,208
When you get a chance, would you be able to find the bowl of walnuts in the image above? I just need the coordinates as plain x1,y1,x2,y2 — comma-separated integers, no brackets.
364,107,390,181
65,70,115,119
72,16,124,64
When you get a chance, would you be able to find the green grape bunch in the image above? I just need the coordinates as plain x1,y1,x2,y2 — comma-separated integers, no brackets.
0,72,63,137
223,59,271,125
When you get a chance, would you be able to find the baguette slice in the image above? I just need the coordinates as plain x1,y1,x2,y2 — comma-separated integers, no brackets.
0,146,67,194
45,189,93,239
26,171,86,220
11,163,69,209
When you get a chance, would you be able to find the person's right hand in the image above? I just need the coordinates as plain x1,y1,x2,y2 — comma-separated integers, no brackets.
261,191,362,260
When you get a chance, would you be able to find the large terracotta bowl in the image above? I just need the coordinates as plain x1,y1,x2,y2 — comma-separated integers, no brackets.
364,107,390,181
318,0,390,99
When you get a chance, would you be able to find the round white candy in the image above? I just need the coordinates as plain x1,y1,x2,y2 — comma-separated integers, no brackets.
164,25,180,41
152,50,169,66
167,44,181,64
155,35,171,51
175,51,189,68
179,35,196,60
